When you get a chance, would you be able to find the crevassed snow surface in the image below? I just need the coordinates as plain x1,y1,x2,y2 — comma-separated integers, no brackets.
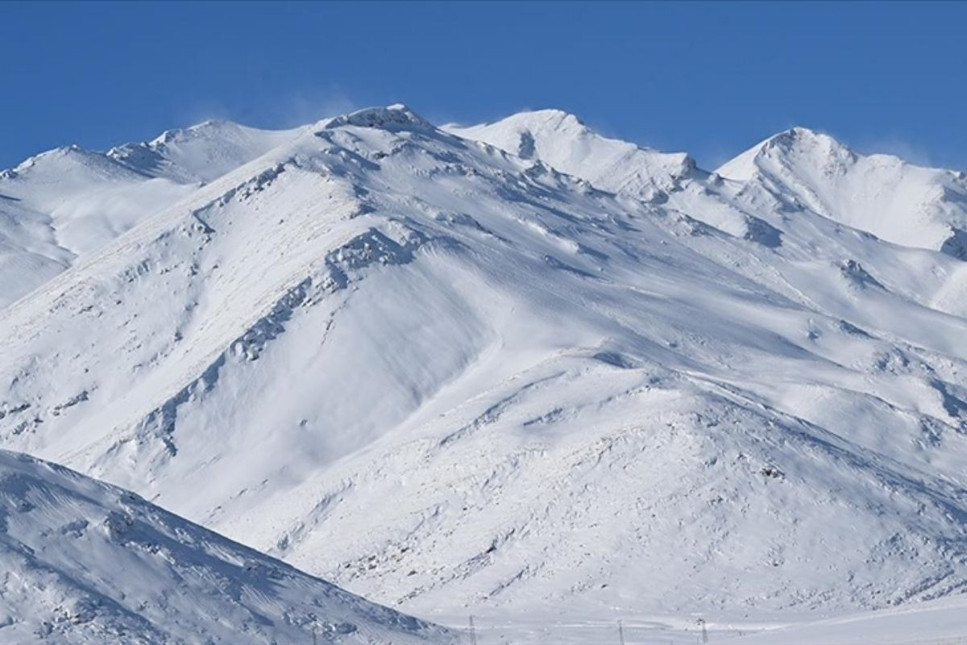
0,449,448,644
1,105,966,632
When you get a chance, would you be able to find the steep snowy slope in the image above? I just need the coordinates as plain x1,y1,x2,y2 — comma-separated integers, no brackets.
0,121,301,307
1,105,966,625
0,449,447,644
446,110,695,198
107,119,303,184
452,113,967,261
716,127,967,257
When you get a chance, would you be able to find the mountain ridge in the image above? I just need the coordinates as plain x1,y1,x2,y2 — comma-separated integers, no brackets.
715,125,967,257
1,104,966,624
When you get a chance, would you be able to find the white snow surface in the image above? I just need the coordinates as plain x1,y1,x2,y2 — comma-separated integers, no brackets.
0,120,301,307
444,594,967,643
1,105,967,630
0,449,448,644
729,594,967,645
716,126,967,255
446,109,695,199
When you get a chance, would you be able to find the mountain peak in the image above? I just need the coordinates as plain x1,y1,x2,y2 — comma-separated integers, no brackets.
446,108,693,195
9,142,130,179
715,125,967,254
105,119,302,184
768,126,852,154
148,118,255,147
506,108,585,129
784,125,827,139
321,104,433,133
717,126,856,181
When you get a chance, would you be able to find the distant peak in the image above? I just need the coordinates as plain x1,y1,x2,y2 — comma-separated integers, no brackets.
150,119,247,146
766,126,848,152
194,118,233,128
321,104,433,133
787,125,824,138
495,108,587,133
717,126,855,181
10,143,108,174
518,108,584,123
40,143,85,156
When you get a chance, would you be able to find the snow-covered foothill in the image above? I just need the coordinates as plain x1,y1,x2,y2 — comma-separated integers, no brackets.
0,449,449,644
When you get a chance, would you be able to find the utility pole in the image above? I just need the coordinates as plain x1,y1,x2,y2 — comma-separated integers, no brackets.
468,614,477,645
697,617,708,644
618,619,626,645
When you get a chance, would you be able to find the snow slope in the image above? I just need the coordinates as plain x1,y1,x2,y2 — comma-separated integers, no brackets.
0,449,448,644
446,109,695,199
1,105,966,627
716,126,967,257
0,120,301,307
106,119,303,184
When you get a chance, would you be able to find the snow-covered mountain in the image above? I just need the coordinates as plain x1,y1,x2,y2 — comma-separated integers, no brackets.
0,449,447,644
446,109,696,199
1,104,966,627
0,120,301,307
716,126,967,257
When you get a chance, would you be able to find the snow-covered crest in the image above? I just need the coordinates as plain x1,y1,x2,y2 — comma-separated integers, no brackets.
716,126,967,255
1,104,967,628
446,108,696,198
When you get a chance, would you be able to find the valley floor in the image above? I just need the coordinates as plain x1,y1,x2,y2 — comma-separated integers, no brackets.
432,596,967,644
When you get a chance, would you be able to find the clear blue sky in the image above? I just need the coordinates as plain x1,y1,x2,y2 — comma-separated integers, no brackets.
2,1,965,171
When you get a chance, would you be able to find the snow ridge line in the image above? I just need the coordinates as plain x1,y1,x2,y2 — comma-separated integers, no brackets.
130,223,437,461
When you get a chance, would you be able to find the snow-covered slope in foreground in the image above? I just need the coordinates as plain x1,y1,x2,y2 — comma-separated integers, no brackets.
1,105,967,625
0,449,448,644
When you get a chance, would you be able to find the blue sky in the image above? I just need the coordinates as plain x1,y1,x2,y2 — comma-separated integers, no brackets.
2,1,965,171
